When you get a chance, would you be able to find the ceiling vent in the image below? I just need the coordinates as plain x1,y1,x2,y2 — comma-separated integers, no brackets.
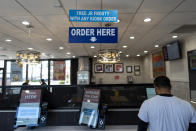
171,25,196,33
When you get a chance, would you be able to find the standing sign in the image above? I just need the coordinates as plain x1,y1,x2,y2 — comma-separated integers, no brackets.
79,89,101,128
69,10,118,22
69,27,118,43
11,62,22,82
15,89,41,127
152,51,166,78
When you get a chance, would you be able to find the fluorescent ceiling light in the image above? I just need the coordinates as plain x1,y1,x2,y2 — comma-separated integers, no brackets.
155,45,159,48
90,46,95,49
172,35,178,39
22,21,30,25
59,47,64,50
28,48,33,50
144,17,151,23
130,36,135,39
46,38,52,41
5,39,12,42
123,45,127,48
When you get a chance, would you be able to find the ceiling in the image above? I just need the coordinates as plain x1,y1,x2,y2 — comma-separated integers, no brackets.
0,0,196,59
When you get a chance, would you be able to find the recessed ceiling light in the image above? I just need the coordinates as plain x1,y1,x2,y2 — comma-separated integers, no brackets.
90,46,95,49
144,50,148,53
114,19,120,23
137,54,140,57
144,17,151,23
28,48,33,50
126,54,130,57
46,38,52,41
155,45,159,48
51,56,54,58
66,52,71,55
22,21,30,25
172,35,178,39
59,47,64,50
42,53,46,56
72,56,76,58
123,45,127,48
130,36,135,39
94,55,97,58
119,51,122,53
5,39,12,42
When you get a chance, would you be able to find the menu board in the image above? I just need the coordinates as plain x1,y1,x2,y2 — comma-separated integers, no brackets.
79,89,100,128
15,89,41,127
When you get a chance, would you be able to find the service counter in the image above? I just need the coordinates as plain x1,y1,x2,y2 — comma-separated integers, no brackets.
0,84,153,130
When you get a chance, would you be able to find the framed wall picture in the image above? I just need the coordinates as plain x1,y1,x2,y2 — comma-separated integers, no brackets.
114,63,123,73
126,66,132,73
95,64,104,73
105,64,113,73
134,65,140,71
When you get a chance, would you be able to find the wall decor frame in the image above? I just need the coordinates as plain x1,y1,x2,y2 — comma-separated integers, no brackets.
105,64,114,73
134,65,140,71
114,63,123,73
126,66,132,73
94,64,104,73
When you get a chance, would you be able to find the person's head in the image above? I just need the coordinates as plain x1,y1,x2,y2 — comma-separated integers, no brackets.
154,76,171,94
41,79,45,83
26,80,29,84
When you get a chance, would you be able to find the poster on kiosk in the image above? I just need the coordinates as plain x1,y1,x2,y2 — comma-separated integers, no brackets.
79,89,101,128
15,89,41,127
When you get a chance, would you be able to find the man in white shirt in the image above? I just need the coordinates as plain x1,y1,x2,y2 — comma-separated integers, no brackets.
138,76,196,131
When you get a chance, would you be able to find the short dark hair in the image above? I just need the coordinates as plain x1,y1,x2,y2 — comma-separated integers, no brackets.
154,76,171,89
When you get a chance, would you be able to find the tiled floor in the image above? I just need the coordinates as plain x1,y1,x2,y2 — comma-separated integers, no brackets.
15,125,137,131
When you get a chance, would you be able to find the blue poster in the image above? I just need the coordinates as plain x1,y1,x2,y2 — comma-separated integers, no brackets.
11,62,22,82
69,27,118,43
69,10,118,22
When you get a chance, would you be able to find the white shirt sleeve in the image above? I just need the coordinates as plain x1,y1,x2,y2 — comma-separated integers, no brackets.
189,104,196,123
138,101,149,123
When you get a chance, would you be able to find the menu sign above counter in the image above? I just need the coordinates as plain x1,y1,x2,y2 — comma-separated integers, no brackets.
69,10,118,22
69,27,118,43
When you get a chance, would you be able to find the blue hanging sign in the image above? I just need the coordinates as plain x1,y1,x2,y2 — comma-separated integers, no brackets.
69,10,118,22
69,27,118,43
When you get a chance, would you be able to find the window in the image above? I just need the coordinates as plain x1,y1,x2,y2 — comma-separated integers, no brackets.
0,60,4,68
0,70,3,86
50,60,71,85
28,61,48,85
6,61,26,85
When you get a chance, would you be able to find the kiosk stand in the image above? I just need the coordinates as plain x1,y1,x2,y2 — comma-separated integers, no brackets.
79,88,101,128
14,88,48,129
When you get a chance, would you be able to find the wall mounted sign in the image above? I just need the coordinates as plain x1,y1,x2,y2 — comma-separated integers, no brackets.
69,10,118,22
11,62,22,82
69,27,118,43
152,51,166,78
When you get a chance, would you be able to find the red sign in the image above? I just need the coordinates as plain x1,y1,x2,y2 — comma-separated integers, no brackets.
152,51,166,78
53,61,65,80
83,89,100,103
20,89,41,103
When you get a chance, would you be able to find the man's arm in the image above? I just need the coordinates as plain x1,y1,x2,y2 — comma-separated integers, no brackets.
188,123,196,131
137,118,148,131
